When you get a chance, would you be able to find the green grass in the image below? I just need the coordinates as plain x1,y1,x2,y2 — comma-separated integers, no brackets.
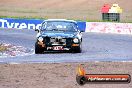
0,16,46,20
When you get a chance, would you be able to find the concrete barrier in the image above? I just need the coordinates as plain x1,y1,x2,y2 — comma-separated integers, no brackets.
86,22,132,34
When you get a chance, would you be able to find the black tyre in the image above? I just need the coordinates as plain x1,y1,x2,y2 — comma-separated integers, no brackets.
76,45,82,53
72,43,82,53
35,42,44,54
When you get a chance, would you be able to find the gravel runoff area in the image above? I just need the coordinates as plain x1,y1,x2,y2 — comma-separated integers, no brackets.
0,62,132,88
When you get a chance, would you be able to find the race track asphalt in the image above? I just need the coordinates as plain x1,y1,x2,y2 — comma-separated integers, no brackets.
0,28,132,63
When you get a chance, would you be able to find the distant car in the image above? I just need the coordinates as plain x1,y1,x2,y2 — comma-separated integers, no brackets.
35,19,82,54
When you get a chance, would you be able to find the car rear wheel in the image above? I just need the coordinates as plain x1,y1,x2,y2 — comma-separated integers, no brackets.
35,42,44,54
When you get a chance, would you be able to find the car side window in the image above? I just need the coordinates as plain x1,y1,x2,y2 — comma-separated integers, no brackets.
68,23,78,31
66,24,74,31
41,22,47,31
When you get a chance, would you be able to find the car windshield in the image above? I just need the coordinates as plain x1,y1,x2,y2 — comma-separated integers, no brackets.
41,21,78,32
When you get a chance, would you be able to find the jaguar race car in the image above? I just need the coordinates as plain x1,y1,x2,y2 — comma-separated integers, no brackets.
35,19,82,54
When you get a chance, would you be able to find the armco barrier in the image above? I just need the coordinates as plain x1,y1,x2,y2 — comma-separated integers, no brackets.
0,18,132,35
0,18,86,32
86,22,132,34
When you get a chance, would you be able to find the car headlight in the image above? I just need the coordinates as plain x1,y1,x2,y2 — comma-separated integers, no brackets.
73,38,79,43
38,37,43,42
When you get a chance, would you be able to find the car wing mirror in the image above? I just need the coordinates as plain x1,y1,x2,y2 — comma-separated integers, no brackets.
78,30,82,33
35,29,40,33
80,31,83,33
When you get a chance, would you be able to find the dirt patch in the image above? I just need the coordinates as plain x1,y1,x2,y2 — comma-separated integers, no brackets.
0,0,132,22
0,62,131,88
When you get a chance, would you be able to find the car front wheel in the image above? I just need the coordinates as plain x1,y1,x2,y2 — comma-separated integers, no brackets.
71,43,82,53
35,42,44,54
